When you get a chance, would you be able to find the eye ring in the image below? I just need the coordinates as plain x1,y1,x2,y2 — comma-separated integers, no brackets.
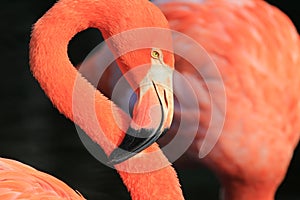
151,50,160,59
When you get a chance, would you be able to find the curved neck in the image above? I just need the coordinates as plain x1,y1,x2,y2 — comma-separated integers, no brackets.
29,0,183,199
29,0,124,151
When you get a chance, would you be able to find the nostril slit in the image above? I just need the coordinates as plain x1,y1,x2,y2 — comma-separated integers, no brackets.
164,90,168,108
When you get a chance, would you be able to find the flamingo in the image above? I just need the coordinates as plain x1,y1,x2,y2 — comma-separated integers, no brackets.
149,0,300,199
1,0,185,199
96,0,300,199
0,158,85,199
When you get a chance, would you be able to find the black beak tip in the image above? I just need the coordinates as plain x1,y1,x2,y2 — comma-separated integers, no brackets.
107,127,170,166
107,148,136,166
107,127,160,166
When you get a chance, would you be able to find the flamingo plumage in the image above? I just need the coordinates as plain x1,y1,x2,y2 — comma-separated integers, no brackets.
0,158,85,199
1,0,184,199
158,1,300,199
152,0,300,199
98,0,300,199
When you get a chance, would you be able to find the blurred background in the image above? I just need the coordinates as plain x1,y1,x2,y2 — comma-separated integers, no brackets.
0,0,299,199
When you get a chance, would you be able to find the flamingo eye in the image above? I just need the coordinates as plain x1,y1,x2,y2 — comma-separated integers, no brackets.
151,50,160,59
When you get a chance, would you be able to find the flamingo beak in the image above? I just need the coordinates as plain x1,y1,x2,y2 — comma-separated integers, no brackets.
108,54,174,165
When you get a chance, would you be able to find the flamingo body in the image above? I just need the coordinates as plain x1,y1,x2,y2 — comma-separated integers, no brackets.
159,0,300,199
0,158,85,199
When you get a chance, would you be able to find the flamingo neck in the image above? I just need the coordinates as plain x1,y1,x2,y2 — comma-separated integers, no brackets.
30,0,125,151
29,0,183,199
220,178,277,200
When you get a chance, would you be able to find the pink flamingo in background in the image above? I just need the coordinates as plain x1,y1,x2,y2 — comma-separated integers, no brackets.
160,1,300,199
98,0,300,199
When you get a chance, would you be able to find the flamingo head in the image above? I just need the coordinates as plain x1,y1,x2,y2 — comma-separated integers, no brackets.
108,47,174,165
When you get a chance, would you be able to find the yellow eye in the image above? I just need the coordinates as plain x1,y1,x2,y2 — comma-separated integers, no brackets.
151,50,160,59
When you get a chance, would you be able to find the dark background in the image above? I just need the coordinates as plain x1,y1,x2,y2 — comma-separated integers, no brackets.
0,0,299,199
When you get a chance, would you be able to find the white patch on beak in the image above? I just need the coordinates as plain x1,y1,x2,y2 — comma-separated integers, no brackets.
136,48,174,131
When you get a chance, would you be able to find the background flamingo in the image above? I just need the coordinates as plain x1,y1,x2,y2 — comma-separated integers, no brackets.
0,0,299,200
155,1,300,199
90,0,300,199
